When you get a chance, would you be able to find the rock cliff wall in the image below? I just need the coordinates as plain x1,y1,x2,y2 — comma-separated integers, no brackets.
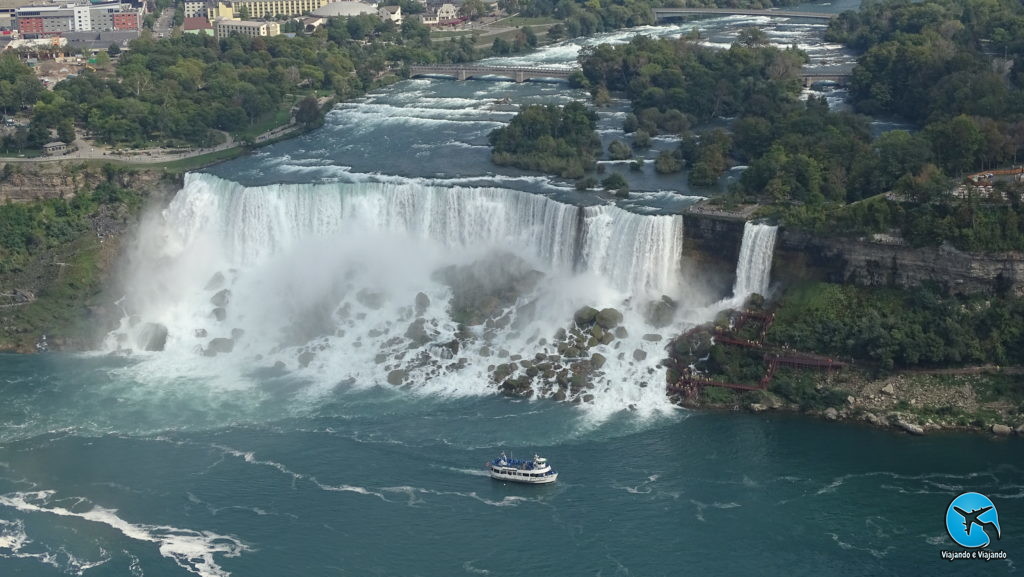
681,212,1024,297
776,230,1024,297
0,162,169,202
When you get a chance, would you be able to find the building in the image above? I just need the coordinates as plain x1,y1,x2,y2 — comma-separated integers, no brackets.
183,16,213,34
419,3,457,26
14,2,142,36
436,3,457,20
300,15,324,33
183,0,207,19
377,4,400,24
208,0,332,21
43,141,69,155
310,1,377,18
214,18,280,38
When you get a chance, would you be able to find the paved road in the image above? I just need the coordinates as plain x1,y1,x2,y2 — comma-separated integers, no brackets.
0,131,240,164
153,7,175,38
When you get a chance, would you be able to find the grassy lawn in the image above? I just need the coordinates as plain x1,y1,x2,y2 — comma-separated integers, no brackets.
0,149,44,159
500,16,558,26
431,29,477,39
235,100,297,142
73,146,247,173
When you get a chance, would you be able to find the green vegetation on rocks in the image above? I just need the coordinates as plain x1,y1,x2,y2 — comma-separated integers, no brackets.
489,102,600,178
768,282,1024,370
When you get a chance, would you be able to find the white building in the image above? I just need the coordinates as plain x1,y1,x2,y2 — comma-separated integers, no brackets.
377,4,400,24
183,1,207,18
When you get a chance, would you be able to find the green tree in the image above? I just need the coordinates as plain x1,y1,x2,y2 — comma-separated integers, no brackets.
294,95,321,126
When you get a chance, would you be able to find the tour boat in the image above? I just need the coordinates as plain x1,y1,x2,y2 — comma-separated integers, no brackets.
487,453,558,484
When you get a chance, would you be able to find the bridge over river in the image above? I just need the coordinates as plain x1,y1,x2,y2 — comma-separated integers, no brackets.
652,7,837,21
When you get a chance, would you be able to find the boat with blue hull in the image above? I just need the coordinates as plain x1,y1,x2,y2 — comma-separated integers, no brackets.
487,453,558,484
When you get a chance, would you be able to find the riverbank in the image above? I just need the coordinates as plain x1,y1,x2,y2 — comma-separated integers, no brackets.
676,368,1024,438
664,290,1024,438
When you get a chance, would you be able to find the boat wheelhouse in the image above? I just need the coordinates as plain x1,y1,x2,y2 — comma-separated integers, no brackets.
487,453,557,484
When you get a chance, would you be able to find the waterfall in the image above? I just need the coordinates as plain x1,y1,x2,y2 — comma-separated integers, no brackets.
732,222,778,299
110,173,699,416
163,173,684,297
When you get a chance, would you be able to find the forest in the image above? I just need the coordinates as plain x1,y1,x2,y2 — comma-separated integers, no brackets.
769,282,1024,370
0,16,477,150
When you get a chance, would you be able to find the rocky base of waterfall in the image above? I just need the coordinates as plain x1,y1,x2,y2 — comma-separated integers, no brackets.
114,253,679,404
673,368,1024,438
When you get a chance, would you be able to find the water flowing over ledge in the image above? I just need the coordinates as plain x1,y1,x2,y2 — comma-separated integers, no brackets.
733,222,778,299
171,173,685,297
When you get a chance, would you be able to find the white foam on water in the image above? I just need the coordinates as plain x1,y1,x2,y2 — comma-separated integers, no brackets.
0,491,248,577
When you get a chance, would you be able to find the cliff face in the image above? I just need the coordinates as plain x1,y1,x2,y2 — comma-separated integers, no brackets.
680,212,1024,297
681,213,746,296
0,165,180,353
777,231,1024,297
0,163,168,202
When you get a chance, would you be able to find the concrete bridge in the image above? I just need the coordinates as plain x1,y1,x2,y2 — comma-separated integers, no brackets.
652,7,837,22
408,65,573,83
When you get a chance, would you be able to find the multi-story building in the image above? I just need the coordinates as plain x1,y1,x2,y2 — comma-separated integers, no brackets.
377,4,400,24
207,0,332,21
14,2,142,36
183,1,207,19
214,18,280,38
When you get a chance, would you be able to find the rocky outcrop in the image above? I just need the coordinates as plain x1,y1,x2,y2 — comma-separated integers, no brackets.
136,322,168,352
0,164,168,203
776,229,1024,297
681,211,1024,297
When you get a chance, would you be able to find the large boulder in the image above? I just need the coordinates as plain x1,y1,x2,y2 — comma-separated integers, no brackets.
204,271,225,291
595,308,623,330
356,289,385,310
645,299,676,328
204,337,234,356
992,424,1013,436
414,292,430,315
574,306,599,326
894,418,924,435
387,369,408,386
210,289,231,308
590,353,606,370
405,318,431,347
137,323,168,352
298,350,316,368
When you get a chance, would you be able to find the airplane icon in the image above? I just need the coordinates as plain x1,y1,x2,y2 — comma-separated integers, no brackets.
954,506,1001,541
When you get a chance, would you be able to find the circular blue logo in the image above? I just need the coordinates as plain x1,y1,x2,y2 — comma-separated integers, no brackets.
946,492,1001,549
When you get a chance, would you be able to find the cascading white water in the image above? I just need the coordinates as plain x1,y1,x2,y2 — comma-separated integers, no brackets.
111,173,707,418
732,222,778,299
162,174,682,297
